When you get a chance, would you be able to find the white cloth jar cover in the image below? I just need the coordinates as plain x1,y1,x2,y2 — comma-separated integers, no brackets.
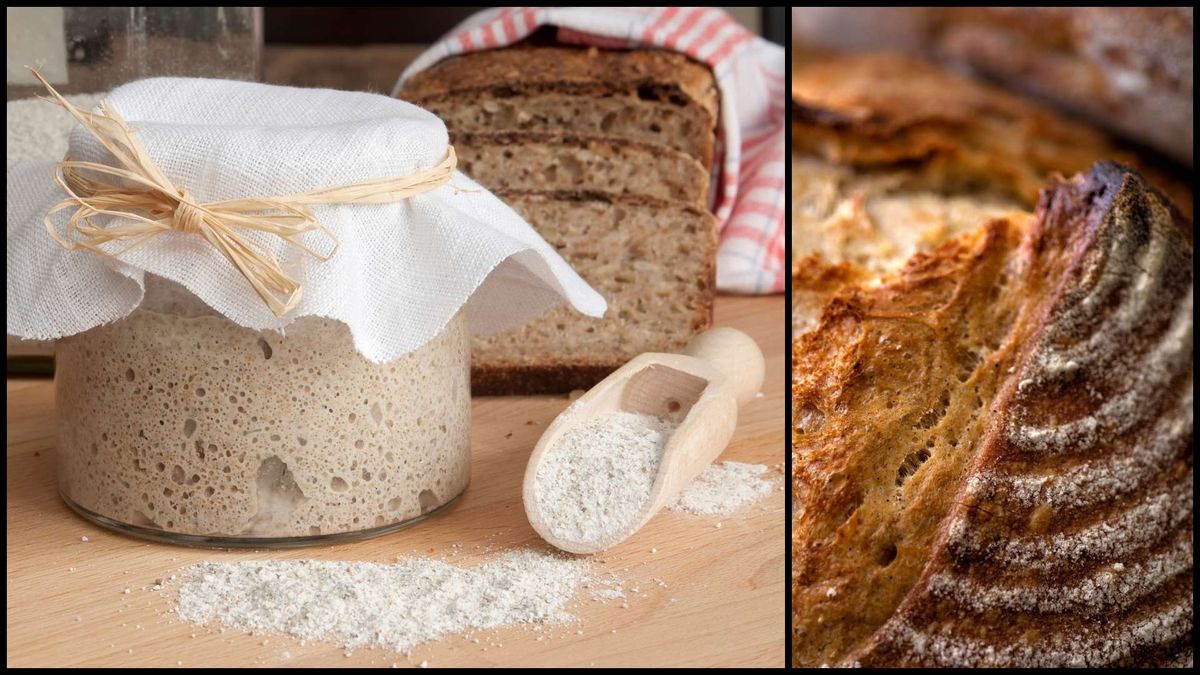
6,77,605,362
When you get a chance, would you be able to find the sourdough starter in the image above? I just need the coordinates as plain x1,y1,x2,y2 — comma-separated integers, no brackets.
54,280,471,542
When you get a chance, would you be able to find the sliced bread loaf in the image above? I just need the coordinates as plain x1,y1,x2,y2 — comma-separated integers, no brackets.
403,46,719,168
419,91,715,169
473,190,717,395
456,132,709,205
403,45,720,395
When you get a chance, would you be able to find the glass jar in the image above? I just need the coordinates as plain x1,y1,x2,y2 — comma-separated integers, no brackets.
54,278,471,546
8,7,261,371
7,7,261,100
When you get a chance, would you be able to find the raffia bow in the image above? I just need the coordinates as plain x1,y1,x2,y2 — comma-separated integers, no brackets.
28,68,456,316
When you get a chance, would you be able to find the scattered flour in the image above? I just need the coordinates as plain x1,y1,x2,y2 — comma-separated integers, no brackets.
533,411,676,548
671,461,778,517
173,550,591,653
7,93,105,169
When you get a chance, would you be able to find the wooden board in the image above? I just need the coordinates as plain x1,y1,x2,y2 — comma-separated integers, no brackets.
5,295,785,668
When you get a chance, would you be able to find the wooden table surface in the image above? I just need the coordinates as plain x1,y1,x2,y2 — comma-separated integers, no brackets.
6,295,786,668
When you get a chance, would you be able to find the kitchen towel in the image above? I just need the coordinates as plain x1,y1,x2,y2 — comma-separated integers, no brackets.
395,7,786,294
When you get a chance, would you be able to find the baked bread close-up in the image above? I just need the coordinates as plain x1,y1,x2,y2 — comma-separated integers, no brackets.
401,45,720,394
791,51,1192,330
930,7,1194,167
791,7,1194,165
792,51,1193,667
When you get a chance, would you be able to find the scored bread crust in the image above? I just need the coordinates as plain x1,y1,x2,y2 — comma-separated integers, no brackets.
791,53,1193,217
454,131,710,205
793,212,1042,665
793,162,1194,666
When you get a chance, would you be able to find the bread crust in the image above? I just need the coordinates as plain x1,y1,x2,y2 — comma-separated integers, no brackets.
791,53,1192,217
791,8,1194,165
403,45,719,123
934,7,1194,165
471,362,622,396
793,162,1194,667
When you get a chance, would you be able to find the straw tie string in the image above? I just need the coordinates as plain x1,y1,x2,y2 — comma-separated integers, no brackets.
28,67,457,317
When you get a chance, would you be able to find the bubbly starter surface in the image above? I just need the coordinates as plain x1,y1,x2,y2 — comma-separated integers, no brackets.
55,297,470,540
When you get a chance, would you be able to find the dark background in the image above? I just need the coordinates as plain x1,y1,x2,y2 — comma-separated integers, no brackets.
264,7,785,45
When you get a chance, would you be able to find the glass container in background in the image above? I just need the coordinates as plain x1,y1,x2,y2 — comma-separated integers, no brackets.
7,7,263,372
7,7,263,100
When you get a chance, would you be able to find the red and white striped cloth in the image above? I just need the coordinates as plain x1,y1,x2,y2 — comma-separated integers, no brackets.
394,7,786,294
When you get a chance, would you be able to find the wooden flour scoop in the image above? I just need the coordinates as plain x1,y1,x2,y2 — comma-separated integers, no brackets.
523,328,765,554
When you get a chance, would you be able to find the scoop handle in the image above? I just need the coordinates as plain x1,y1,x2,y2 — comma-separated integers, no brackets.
681,327,764,407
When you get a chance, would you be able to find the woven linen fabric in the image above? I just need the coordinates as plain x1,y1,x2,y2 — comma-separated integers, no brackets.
394,6,786,294
6,77,605,363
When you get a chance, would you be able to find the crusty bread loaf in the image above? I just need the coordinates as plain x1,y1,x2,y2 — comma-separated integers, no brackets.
791,8,1194,165
456,132,709,205
405,46,719,168
794,163,1193,667
791,55,1195,666
794,210,1039,666
473,191,716,395
791,153,1023,279
420,93,714,169
791,52,1193,343
932,7,1194,166
402,45,720,395
792,53,1192,218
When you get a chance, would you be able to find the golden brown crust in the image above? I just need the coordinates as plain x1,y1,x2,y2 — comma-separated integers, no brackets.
404,45,720,124
849,162,1193,668
791,53,1192,217
792,213,1044,666
793,163,1194,666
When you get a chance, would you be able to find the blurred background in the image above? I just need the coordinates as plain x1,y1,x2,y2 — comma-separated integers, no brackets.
791,7,1193,167
8,7,785,99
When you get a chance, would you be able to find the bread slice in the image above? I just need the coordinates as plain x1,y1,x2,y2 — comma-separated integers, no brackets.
456,132,709,205
403,46,719,168
794,163,1193,666
473,191,717,395
402,45,720,395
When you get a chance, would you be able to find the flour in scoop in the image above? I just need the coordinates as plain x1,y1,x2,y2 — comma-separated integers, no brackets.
174,550,590,653
671,461,778,517
534,411,677,548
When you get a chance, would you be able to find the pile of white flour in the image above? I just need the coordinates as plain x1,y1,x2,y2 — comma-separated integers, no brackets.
671,461,778,517
7,93,104,169
174,550,590,654
533,411,677,548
